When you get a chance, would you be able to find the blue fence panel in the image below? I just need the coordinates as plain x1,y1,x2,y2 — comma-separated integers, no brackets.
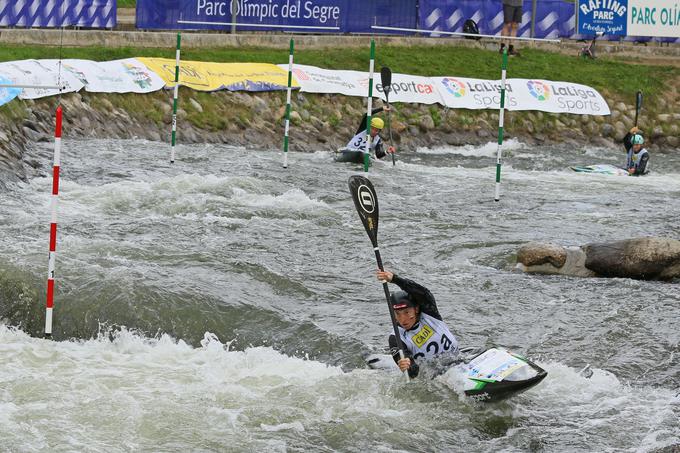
0,0,116,28
136,0,415,33
533,0,562,39
419,0,549,38
137,0,341,31
345,0,416,34
559,1,578,38
418,0,483,35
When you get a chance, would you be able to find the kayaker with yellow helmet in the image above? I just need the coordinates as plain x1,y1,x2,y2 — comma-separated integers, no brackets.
345,106,396,159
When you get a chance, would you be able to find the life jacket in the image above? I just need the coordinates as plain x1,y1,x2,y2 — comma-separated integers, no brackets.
346,130,382,153
627,147,649,172
398,312,459,361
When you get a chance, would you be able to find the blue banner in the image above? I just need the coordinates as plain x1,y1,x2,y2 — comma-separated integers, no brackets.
0,76,22,107
0,0,116,28
418,0,573,39
577,0,628,35
136,0,415,33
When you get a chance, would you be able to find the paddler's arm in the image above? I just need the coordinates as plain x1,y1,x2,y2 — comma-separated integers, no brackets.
389,334,419,378
377,270,443,321
623,127,639,152
355,107,385,135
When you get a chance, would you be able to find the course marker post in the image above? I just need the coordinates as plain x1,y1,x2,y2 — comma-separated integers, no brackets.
170,32,181,164
282,39,294,169
494,48,508,202
45,105,62,337
364,39,376,173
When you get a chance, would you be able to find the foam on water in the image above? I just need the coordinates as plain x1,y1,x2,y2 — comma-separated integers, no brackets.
415,139,524,157
2,138,679,451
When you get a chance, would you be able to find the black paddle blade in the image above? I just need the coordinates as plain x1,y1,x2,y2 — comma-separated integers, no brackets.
348,175,379,247
636,90,643,111
380,66,392,98
635,90,643,126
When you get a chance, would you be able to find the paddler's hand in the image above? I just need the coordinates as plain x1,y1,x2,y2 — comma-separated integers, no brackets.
630,126,640,134
628,167,635,175
397,358,412,372
376,270,393,282
388,146,396,154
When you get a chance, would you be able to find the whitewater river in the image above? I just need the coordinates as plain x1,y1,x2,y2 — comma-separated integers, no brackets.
1,138,678,452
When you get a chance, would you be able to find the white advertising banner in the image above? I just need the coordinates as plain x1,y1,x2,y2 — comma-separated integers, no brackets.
374,73,443,105
288,65,607,115
0,58,609,115
61,58,165,93
432,76,520,110
509,79,611,115
628,0,680,38
0,59,84,99
284,64,367,97
285,64,443,104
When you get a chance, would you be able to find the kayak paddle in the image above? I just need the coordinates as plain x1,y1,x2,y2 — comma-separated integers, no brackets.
634,90,643,127
348,175,408,381
380,66,396,166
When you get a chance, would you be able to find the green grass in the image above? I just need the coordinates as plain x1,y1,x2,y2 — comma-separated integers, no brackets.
117,0,136,7
0,43,676,102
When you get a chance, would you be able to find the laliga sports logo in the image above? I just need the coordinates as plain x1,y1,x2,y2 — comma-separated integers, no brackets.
441,78,466,97
357,185,375,214
527,80,550,101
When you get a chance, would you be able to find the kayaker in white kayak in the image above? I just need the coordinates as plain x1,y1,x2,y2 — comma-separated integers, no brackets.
345,106,396,159
623,126,650,176
376,269,459,378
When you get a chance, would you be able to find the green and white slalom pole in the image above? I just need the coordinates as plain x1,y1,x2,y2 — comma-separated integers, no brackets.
363,39,376,173
494,48,508,202
170,32,181,164
282,38,294,169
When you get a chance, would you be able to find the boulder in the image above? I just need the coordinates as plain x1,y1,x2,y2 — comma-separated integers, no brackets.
584,238,680,280
516,242,595,278
516,237,680,280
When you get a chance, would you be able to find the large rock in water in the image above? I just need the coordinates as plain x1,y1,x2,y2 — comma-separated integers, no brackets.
516,237,680,280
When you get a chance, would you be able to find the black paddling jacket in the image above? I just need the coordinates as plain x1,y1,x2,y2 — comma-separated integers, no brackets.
387,274,445,378
391,274,443,321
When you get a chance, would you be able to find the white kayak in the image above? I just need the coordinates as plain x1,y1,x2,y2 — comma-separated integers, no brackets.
570,164,629,176
366,347,547,402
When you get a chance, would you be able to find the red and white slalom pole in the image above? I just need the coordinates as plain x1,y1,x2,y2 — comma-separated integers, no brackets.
45,105,62,337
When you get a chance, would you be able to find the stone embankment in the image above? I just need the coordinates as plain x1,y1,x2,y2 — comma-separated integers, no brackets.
1,84,679,184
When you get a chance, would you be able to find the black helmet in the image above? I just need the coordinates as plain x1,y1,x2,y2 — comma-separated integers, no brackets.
390,291,416,310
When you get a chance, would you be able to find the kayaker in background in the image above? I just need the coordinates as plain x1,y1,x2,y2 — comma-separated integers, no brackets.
376,269,459,378
345,106,396,159
623,126,650,176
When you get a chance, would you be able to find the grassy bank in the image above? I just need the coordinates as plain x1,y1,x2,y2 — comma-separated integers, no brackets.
0,44,676,101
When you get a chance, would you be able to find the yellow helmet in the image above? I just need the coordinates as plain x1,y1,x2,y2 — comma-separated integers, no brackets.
370,117,384,130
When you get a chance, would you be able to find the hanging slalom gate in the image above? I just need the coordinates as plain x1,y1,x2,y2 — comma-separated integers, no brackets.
494,48,508,202
282,38,294,169
0,83,66,337
170,32,181,164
